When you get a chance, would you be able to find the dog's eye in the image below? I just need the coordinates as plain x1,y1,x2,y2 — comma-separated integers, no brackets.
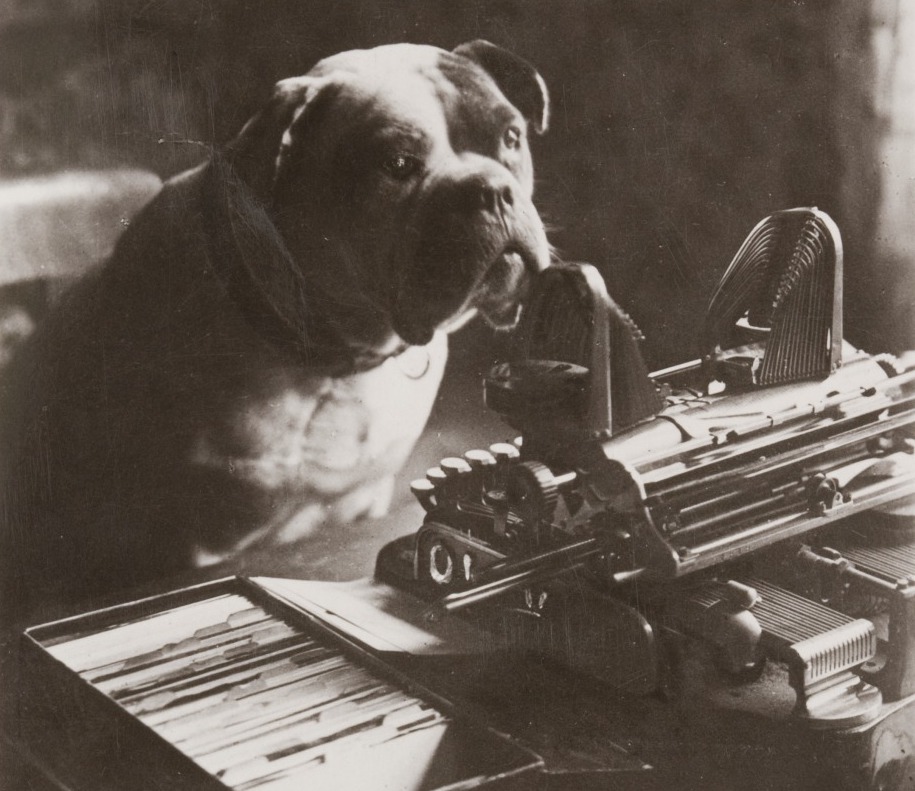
503,126,523,150
383,153,421,180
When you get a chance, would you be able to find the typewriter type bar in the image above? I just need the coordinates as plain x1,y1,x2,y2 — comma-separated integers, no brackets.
23,577,541,791
702,208,844,386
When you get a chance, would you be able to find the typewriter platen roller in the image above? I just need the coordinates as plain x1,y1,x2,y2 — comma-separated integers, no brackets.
383,208,915,743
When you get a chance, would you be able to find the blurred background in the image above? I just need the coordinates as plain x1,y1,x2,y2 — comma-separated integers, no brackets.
0,0,913,372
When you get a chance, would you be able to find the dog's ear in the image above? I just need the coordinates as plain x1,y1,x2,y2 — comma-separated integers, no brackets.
222,76,325,202
453,40,549,134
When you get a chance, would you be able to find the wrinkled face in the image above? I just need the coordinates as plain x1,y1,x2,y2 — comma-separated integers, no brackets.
248,44,551,349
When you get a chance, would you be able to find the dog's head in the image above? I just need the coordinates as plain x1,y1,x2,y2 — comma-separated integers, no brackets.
219,41,551,355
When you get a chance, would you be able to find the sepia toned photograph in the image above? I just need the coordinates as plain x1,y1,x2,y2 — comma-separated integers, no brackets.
1,1,913,789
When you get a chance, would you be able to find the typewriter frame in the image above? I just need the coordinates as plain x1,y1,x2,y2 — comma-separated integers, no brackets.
392,209,915,753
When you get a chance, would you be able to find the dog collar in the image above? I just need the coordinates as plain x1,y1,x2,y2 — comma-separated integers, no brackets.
346,339,415,375
201,159,411,377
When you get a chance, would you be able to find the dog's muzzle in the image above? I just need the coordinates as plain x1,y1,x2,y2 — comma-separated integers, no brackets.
393,170,549,345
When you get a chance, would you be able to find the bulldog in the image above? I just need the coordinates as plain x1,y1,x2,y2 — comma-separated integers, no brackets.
0,41,551,612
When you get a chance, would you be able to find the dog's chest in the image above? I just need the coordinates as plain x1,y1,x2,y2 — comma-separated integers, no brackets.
190,334,448,495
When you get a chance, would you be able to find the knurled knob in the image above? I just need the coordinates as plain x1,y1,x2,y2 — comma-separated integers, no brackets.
506,460,559,529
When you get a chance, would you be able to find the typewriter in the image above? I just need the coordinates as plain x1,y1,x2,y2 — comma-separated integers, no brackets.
377,208,915,781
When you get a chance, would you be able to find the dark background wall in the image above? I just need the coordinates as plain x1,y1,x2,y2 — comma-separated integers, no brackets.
0,0,901,366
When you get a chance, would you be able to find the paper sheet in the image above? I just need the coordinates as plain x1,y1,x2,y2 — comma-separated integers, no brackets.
250,577,495,656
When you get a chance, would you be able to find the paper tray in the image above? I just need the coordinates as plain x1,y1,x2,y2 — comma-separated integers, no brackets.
20,576,543,791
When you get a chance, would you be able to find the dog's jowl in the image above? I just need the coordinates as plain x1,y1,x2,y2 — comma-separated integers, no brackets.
0,41,551,615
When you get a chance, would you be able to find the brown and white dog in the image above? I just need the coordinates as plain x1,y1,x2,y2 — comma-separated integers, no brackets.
0,41,550,612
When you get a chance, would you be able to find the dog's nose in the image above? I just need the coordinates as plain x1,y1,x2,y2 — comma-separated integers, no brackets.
483,182,515,211
458,177,515,215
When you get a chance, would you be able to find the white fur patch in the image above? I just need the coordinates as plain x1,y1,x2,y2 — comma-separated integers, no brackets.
190,332,448,498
